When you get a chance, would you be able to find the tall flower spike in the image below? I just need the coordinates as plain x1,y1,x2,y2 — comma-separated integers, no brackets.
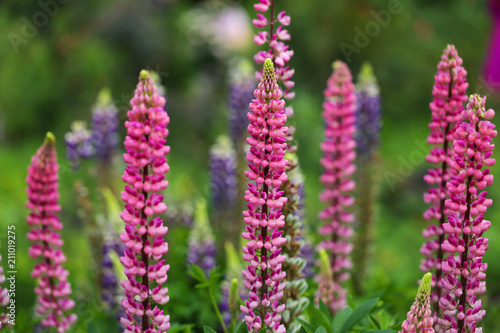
438,94,496,333
400,273,434,333
26,133,77,332
240,58,288,333
252,0,295,114
119,70,171,332
421,45,468,316
318,60,357,314
352,62,381,295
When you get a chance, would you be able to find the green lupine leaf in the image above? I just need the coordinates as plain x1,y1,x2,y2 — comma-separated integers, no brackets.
296,318,315,333
203,326,218,333
319,298,331,319
341,298,379,333
332,307,352,333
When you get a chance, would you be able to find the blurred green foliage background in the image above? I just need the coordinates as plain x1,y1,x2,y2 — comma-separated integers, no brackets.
1,0,500,331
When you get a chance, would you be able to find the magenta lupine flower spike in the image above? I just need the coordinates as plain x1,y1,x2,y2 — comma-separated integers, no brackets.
421,45,468,314
119,70,171,332
317,60,357,314
438,94,496,333
252,0,295,115
240,58,288,333
26,132,77,332
400,273,434,333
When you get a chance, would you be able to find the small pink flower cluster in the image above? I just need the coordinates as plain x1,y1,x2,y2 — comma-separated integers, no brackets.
240,58,288,333
438,94,496,333
26,133,77,332
318,60,357,314
400,273,434,333
252,0,295,110
120,70,171,332
421,45,468,308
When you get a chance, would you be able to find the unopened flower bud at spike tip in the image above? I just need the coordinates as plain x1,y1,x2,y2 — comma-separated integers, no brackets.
419,273,432,297
264,58,274,71
45,132,56,146
139,69,149,80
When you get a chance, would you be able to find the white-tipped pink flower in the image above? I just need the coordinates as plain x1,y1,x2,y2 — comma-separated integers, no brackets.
240,58,288,333
438,94,496,333
317,61,357,314
120,70,171,332
26,133,77,332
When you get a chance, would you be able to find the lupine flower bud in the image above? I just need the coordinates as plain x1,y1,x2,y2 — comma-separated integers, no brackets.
315,248,340,316
26,132,77,332
119,70,171,332
318,60,357,314
187,199,217,278
438,94,496,333
421,45,468,314
400,273,434,333
240,58,288,333
65,121,94,168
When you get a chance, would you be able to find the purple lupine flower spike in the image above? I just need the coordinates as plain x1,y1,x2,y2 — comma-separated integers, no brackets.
26,133,77,332
119,70,171,332
400,273,434,333
240,58,288,333
187,199,217,278
355,62,381,158
318,60,357,314
421,45,468,315
91,88,119,165
352,62,381,295
64,121,94,168
210,136,237,218
229,68,255,149
438,94,496,333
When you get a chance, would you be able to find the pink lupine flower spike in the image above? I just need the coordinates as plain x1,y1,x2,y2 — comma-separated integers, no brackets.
240,58,288,333
317,61,357,314
26,133,77,332
120,70,171,332
438,94,496,333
